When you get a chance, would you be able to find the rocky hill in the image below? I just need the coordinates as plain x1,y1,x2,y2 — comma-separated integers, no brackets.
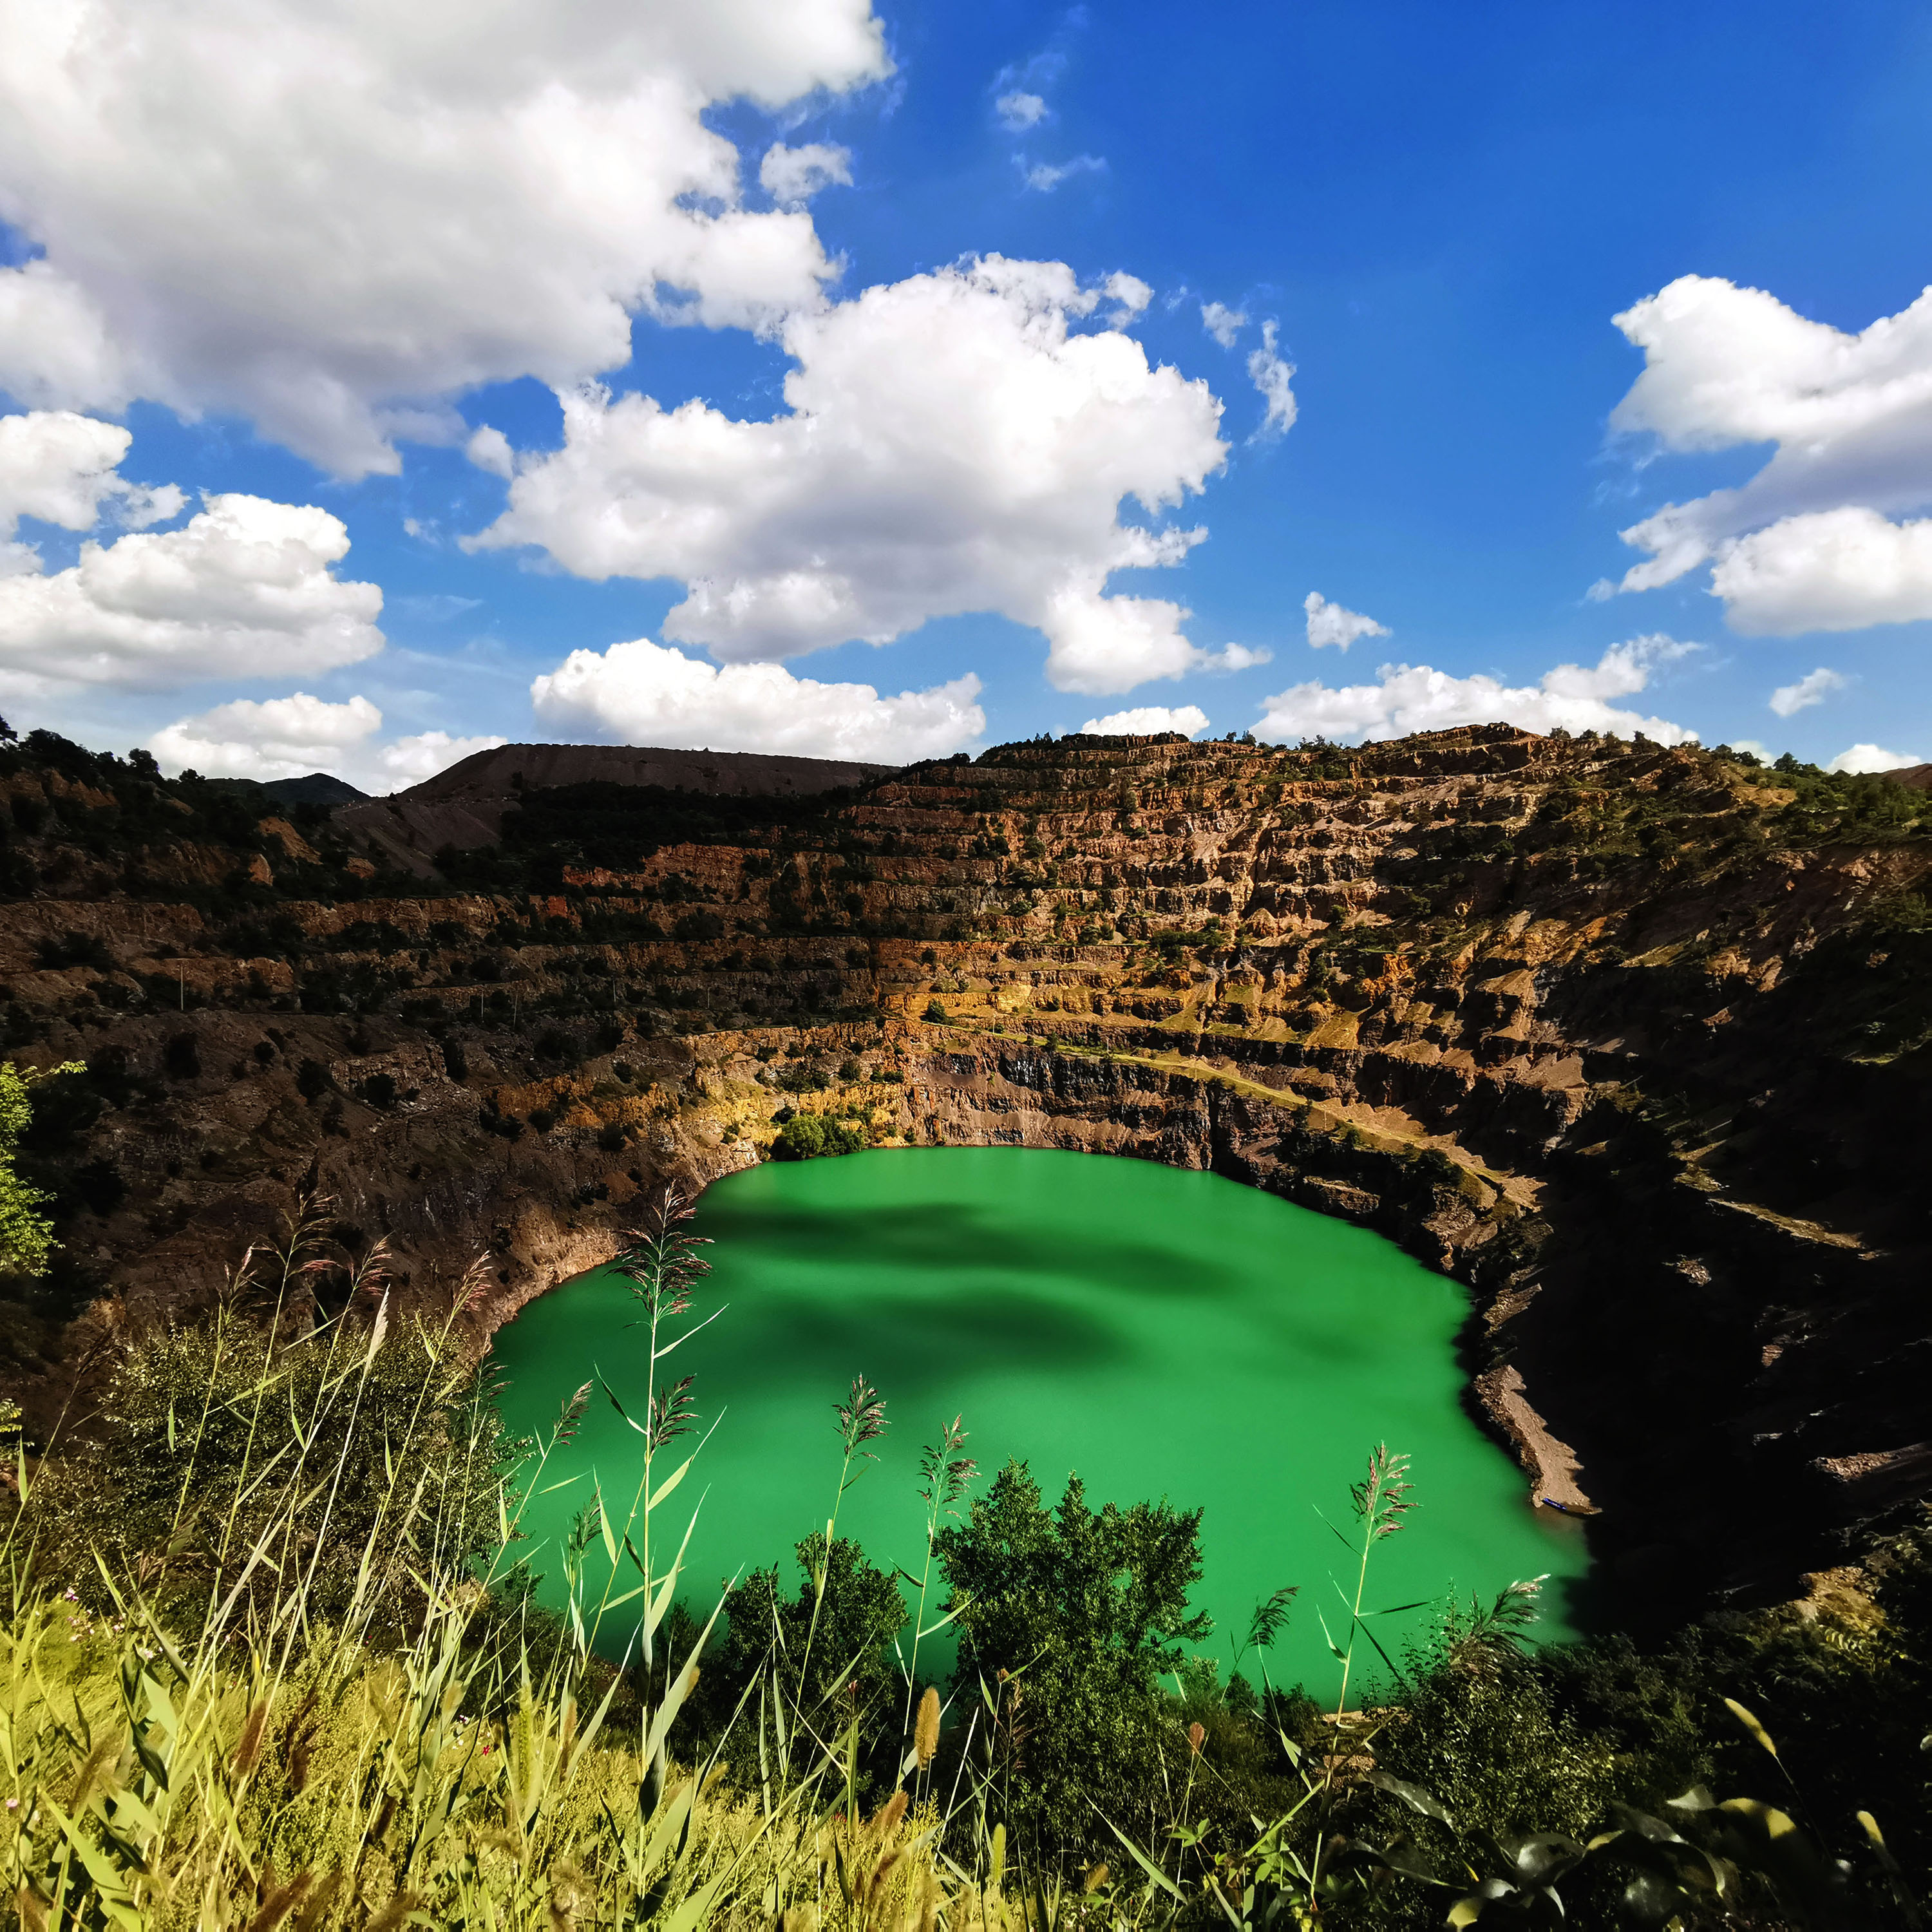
334,741,896,875
3,719,1929,1627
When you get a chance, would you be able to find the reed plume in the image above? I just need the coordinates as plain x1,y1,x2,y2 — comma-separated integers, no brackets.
915,1684,942,1770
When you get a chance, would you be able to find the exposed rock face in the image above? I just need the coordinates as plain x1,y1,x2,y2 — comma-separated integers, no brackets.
4,723,1929,1628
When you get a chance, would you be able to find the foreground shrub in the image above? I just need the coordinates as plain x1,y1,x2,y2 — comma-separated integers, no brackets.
20,1209,509,1643
936,1461,1213,1862
686,1533,908,1806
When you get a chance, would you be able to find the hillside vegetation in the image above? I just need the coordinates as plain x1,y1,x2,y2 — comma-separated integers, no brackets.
3,702,1931,1920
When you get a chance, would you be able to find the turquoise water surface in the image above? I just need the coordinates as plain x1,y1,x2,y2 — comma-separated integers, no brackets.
489,1146,1588,1701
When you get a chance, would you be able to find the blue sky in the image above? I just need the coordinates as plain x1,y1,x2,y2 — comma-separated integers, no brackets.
2,0,1929,786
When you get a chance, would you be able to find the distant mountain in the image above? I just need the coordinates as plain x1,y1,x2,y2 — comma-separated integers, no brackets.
406,741,895,802
333,742,896,875
207,772,370,809
261,772,370,807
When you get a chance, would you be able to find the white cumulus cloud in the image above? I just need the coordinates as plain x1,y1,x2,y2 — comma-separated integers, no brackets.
759,142,854,207
1253,636,1700,746
996,91,1047,129
1200,302,1247,348
1079,705,1209,737
1828,743,1920,775
1303,591,1388,651
1247,320,1297,440
0,0,889,477
1709,507,1932,636
1768,666,1846,718
150,690,503,793
530,635,983,762
468,256,1238,696
0,410,183,540
0,493,384,697
1099,272,1153,325
1602,276,1932,633
372,730,510,788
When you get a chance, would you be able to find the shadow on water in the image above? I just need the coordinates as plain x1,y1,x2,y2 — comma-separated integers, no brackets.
709,1197,1255,1302
679,1283,1140,1401
491,1147,1595,1701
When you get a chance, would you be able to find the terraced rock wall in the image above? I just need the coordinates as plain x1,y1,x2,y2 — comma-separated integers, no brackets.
4,722,1929,1625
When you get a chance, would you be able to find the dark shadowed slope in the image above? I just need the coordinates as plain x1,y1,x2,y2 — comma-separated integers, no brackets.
334,741,900,875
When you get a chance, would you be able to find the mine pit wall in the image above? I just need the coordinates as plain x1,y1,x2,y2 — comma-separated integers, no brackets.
32,990,1910,1640
887,1034,1910,1632
10,724,1930,1633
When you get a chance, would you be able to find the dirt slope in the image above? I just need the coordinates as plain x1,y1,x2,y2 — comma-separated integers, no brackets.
334,741,896,875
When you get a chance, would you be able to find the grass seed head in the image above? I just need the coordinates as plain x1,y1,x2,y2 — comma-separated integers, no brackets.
837,1374,887,1463
614,1188,712,1321
555,1380,593,1445
1352,1441,1416,1539
648,1374,699,1450
918,1414,977,1517
232,1698,270,1776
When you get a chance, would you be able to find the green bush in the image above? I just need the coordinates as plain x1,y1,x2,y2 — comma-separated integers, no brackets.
770,1112,865,1160
688,1533,907,1803
1,1060,79,1276
935,1459,1211,1859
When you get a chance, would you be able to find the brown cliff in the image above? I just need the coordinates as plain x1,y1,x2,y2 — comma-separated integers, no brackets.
3,722,1929,1629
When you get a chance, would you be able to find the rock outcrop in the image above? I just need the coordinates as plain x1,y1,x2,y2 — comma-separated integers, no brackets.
3,722,1929,1629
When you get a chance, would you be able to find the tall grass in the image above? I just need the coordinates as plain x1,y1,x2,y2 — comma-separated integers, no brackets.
0,1193,1920,1929
0,1197,951,1928
0,1195,1184,1927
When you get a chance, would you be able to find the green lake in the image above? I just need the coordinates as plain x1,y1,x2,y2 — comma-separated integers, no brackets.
489,1146,1589,1701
